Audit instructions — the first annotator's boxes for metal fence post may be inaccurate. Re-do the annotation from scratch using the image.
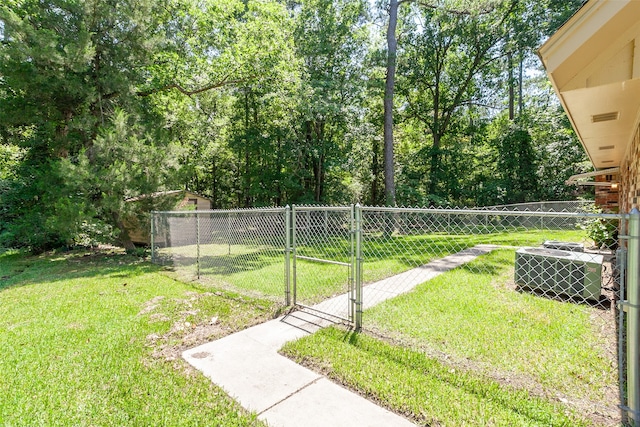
[227,213,232,255]
[150,211,156,263]
[196,212,200,280]
[324,210,329,236]
[292,205,298,306]
[354,204,363,331]
[285,205,291,306]
[349,205,355,321]
[619,212,628,425]
[628,208,640,424]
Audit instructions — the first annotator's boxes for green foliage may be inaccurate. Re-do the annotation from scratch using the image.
[492,120,539,204]
[75,109,180,248]
[578,205,619,249]
[527,102,593,202]
[0,158,94,252]
[0,0,173,250]
[583,219,618,249]
[0,0,590,250]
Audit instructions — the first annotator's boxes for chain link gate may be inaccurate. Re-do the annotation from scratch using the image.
[290,205,360,326]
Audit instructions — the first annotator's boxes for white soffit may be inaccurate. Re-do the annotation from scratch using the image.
[561,79,640,169]
[538,0,640,170]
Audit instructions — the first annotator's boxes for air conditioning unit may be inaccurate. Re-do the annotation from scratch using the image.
[514,247,603,301]
[542,240,584,252]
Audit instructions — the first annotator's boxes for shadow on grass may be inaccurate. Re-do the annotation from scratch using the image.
[360,228,576,270]
[165,249,284,277]
[454,251,515,276]
[515,285,613,310]
[336,328,582,426]
[0,250,161,293]
[159,228,585,284]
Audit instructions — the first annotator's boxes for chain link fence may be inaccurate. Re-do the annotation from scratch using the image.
[358,206,622,425]
[481,200,595,212]
[359,206,619,307]
[152,208,288,301]
[152,203,635,425]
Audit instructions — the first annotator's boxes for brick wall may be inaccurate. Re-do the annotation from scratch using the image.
[620,124,640,214]
[595,174,619,212]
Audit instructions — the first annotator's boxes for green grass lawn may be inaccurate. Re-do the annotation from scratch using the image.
[281,248,618,426]
[0,249,279,426]
[158,228,589,306]
[365,250,616,399]
[0,228,615,426]
[281,326,590,427]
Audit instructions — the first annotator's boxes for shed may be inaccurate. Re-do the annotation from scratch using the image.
[124,190,212,245]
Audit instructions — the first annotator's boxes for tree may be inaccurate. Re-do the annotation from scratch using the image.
[0,0,297,250]
[291,0,368,203]
[383,0,399,206]
[493,122,539,203]
[0,0,170,250]
[0,0,592,251]
[177,0,299,208]
[396,1,517,201]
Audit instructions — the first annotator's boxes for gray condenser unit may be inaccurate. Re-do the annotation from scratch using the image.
[542,240,584,252]
[514,247,603,301]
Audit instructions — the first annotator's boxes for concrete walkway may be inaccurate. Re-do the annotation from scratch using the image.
[183,245,498,427]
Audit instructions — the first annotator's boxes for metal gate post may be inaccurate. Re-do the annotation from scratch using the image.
[627,208,640,424]
[354,204,363,331]
[285,206,291,306]
[292,205,298,306]
[349,205,355,321]
[227,213,232,255]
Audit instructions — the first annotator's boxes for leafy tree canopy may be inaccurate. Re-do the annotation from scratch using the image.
[0,0,589,252]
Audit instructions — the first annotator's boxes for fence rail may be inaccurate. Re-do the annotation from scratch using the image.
[152,203,635,425]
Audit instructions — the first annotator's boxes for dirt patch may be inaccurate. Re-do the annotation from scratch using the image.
[191,352,211,359]
[138,296,165,316]
[147,321,226,364]
[139,291,279,373]
[140,293,228,367]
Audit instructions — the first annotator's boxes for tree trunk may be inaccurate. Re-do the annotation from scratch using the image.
[211,157,218,209]
[428,133,442,197]
[243,89,251,208]
[275,135,282,206]
[314,121,325,203]
[244,145,251,208]
[304,121,313,196]
[508,51,515,121]
[429,67,442,198]
[371,138,380,205]
[383,0,399,207]
[313,157,323,203]
[113,213,136,251]
[518,51,524,117]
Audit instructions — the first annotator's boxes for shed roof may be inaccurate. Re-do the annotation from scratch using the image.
[125,190,211,203]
